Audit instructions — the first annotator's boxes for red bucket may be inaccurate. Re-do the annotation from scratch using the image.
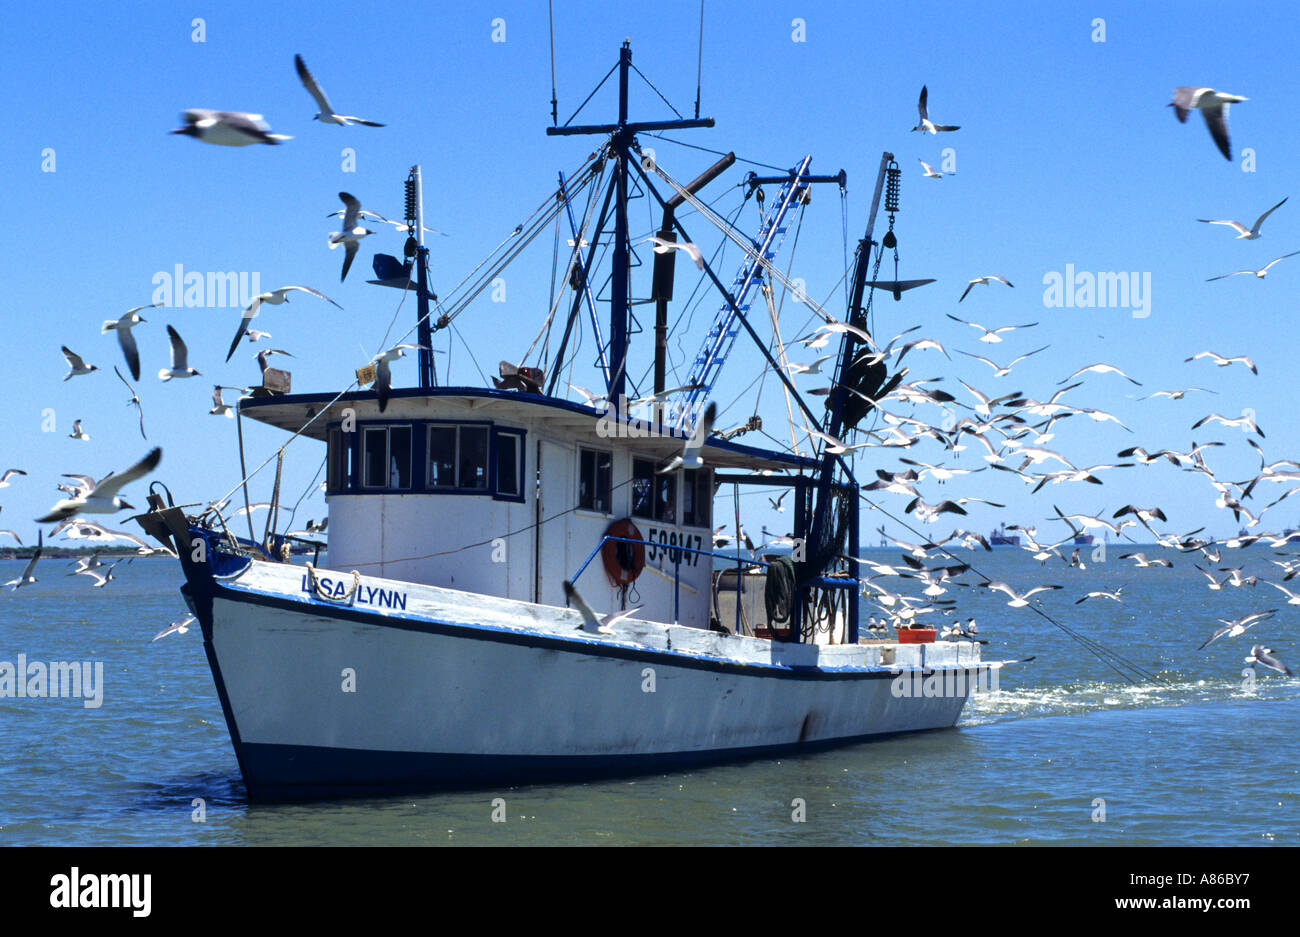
[895,627,937,644]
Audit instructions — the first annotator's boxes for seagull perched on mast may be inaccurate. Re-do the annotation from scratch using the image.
[330,192,375,282]
[370,344,429,413]
[171,109,291,146]
[1197,197,1287,239]
[36,448,161,523]
[226,286,342,361]
[1170,87,1247,161]
[294,54,385,127]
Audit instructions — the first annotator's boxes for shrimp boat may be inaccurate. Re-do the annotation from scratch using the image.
[136,42,1009,799]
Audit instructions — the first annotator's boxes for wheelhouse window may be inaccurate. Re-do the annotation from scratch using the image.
[654,469,677,523]
[631,457,655,520]
[427,424,489,490]
[362,425,412,489]
[682,468,713,527]
[328,427,354,492]
[494,429,524,500]
[579,448,612,513]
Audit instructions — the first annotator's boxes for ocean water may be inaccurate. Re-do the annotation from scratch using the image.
[0,546,1296,846]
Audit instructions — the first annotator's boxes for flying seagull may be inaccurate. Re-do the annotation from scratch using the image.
[294,54,385,127]
[0,469,27,488]
[61,346,98,380]
[68,419,89,441]
[958,276,1014,302]
[4,532,41,590]
[1245,645,1292,676]
[1197,197,1287,239]
[114,366,147,439]
[1206,251,1300,281]
[642,236,704,269]
[563,580,641,635]
[918,159,952,179]
[1170,87,1247,161]
[946,314,1037,343]
[153,615,197,642]
[1197,609,1277,650]
[912,85,960,134]
[985,581,1063,608]
[209,385,239,418]
[657,401,716,474]
[1184,351,1257,374]
[101,303,158,380]
[159,325,200,380]
[36,447,162,523]
[330,192,375,282]
[226,285,342,361]
[171,109,291,146]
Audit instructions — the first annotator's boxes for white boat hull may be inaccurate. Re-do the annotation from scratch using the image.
[184,550,996,799]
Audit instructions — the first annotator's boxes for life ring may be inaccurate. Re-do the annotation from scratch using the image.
[601,518,646,586]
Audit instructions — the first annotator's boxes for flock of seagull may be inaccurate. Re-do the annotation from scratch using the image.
[1,53,416,637]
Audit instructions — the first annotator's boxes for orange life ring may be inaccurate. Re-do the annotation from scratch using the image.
[601,518,646,586]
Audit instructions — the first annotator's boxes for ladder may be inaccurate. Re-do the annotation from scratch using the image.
[674,155,813,430]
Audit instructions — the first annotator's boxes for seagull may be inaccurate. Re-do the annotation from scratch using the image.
[209,385,239,418]
[61,346,98,380]
[0,529,21,545]
[294,54,385,127]
[787,355,834,376]
[226,286,342,361]
[1138,387,1215,401]
[4,532,41,590]
[806,427,871,455]
[642,236,704,269]
[1245,646,1292,676]
[171,109,291,146]
[1264,581,1300,606]
[78,560,123,589]
[912,85,960,134]
[1170,87,1247,161]
[1119,552,1173,569]
[1059,363,1142,386]
[35,448,162,523]
[958,276,1013,302]
[371,344,428,413]
[114,367,147,440]
[152,615,197,642]
[1184,351,1257,374]
[563,580,641,635]
[658,402,716,474]
[1197,609,1276,650]
[1197,197,1287,239]
[330,192,375,282]
[918,159,952,179]
[101,303,158,381]
[1191,412,1264,438]
[256,348,295,382]
[1206,251,1300,281]
[957,345,1047,378]
[68,419,89,441]
[158,325,200,380]
[0,469,27,488]
[985,581,1062,608]
[245,329,272,343]
[326,208,443,236]
[1076,588,1123,605]
[946,314,1037,343]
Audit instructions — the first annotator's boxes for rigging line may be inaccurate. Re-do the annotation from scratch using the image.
[216,381,361,512]
[561,61,618,128]
[858,493,1165,685]
[641,132,789,173]
[548,0,558,126]
[628,61,683,119]
[449,322,489,386]
[279,453,327,540]
[694,0,704,119]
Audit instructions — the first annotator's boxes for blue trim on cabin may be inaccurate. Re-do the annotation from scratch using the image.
[240,386,819,470]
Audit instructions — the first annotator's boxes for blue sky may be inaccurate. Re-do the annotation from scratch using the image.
[3,1,1300,549]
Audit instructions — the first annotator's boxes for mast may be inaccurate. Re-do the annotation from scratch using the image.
[407,165,435,388]
[546,40,713,402]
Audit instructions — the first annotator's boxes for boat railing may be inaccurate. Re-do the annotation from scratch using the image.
[569,535,773,631]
